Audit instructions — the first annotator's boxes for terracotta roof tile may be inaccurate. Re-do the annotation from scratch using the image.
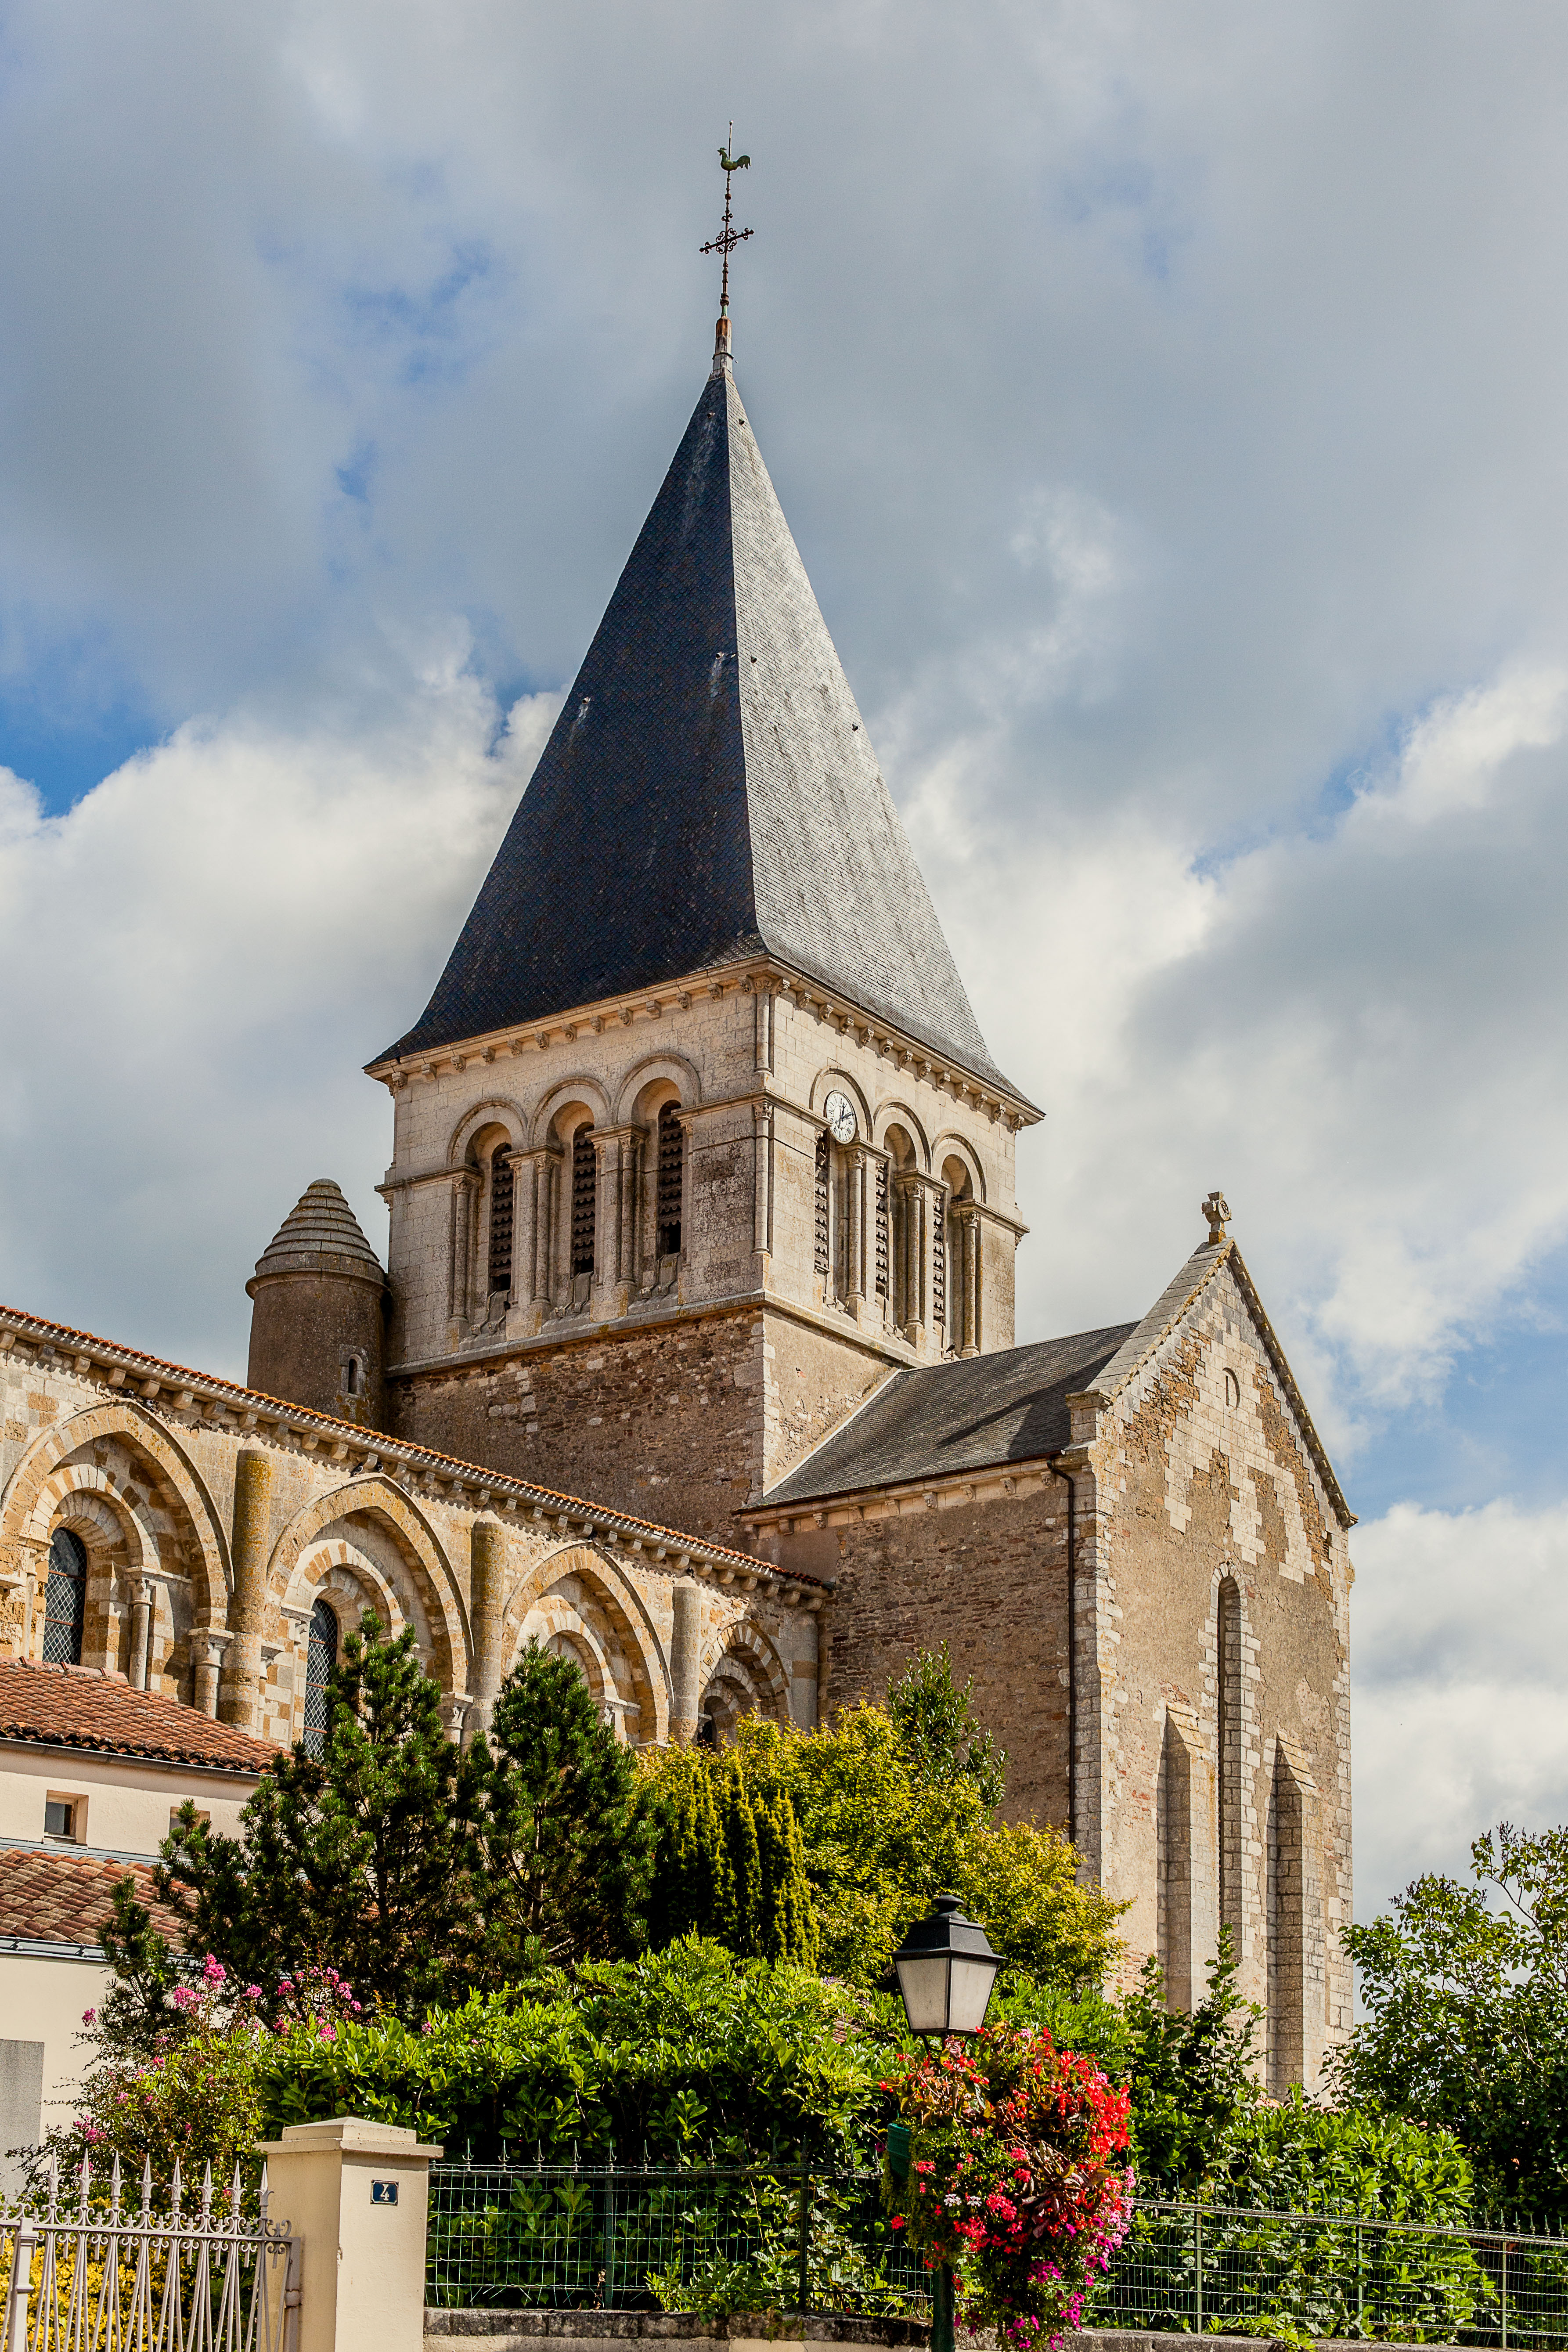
[0,1661,278,1774]
[0,1846,184,1950]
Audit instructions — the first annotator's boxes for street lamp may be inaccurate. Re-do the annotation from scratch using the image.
[890,1891,1003,2037]
[887,1896,1003,2352]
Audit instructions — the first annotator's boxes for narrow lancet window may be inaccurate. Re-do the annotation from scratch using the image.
[304,1598,338,1756]
[488,1146,515,1297]
[1218,1575,1244,1945]
[42,1529,87,1667]
[656,1102,683,1258]
[570,1125,597,1277]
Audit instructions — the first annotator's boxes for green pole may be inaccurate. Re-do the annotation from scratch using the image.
[797,2157,810,2317]
[1195,2204,1204,2337]
[932,2259,955,2352]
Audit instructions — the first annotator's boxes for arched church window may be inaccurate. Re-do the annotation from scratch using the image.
[487,1145,515,1298]
[570,1126,597,1277]
[42,1528,87,1666]
[656,1103,683,1258]
[1218,1576,1243,1943]
[303,1598,339,1757]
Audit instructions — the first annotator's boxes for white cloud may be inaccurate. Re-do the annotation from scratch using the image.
[1351,1498,1568,1914]
[0,650,557,1373]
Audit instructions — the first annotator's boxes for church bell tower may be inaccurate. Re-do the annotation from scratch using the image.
[365,300,1039,1539]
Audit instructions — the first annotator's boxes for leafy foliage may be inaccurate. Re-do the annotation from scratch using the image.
[645,1750,818,1965]
[646,1700,1121,1992]
[1336,1821,1568,2217]
[1120,1930,1262,2195]
[885,1641,1007,1812]
[259,1940,883,2164]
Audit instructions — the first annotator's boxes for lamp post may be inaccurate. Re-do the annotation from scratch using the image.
[887,1895,1003,2352]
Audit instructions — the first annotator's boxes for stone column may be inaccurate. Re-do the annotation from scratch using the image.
[469,1518,506,1734]
[503,1151,527,1309]
[670,1580,702,1743]
[846,1147,869,1318]
[591,1127,642,1314]
[128,1578,154,1692]
[194,1631,229,1719]
[752,1102,774,1269]
[220,1448,270,1732]
[955,1203,982,1357]
[446,1169,479,1340]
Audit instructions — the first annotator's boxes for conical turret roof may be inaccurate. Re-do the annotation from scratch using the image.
[247,1180,385,1295]
[379,354,1013,1092]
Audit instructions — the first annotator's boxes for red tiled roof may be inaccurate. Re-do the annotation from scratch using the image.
[0,1660,278,1774]
[0,1846,184,1950]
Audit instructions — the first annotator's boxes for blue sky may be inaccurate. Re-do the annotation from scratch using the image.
[2,0,1568,1921]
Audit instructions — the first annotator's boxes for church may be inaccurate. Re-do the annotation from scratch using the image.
[0,300,1353,2093]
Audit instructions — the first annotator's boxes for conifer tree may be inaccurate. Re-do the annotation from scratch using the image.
[754,1785,818,1967]
[157,1612,489,2017]
[475,1641,657,1964]
[645,1755,732,1947]
[720,1757,762,1949]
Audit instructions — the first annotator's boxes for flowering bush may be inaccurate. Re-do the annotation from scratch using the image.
[883,2023,1133,2350]
[40,1955,364,2195]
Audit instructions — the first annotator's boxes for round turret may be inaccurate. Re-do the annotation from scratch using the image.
[245,1179,387,1426]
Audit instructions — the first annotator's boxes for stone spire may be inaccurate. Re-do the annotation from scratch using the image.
[381,359,1012,1092]
[245,1181,386,1426]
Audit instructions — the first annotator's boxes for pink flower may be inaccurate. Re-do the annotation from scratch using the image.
[82,2008,97,2025]
[319,2024,337,2042]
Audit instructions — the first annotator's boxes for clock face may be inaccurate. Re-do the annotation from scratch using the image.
[824,1090,857,1144]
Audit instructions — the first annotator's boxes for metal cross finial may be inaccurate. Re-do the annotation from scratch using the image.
[700,126,753,327]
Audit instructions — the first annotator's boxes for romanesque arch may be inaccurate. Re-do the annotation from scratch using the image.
[930,1131,987,1204]
[874,1101,930,1170]
[530,1076,613,1148]
[614,1050,702,1126]
[0,1402,230,1627]
[697,1617,791,1739]
[266,1477,468,1692]
[500,1543,668,1744]
[447,1098,527,1166]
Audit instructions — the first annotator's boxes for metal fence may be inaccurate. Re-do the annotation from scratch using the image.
[426,2160,927,2317]
[1097,2200,1568,2345]
[2,2156,297,2352]
[426,2161,1568,2341]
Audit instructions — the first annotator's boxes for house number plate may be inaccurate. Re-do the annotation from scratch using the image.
[371,2180,398,2205]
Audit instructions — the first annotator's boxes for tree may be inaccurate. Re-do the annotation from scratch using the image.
[886,1640,1006,1812]
[645,1752,732,1948]
[476,1640,657,1964]
[1120,1928,1262,2195]
[1335,1822,1568,2216]
[94,1873,187,2059]
[645,1751,818,1966]
[640,1682,1121,1991]
[158,1613,489,2017]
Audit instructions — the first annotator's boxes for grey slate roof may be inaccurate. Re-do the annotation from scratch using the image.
[246,1180,385,1296]
[380,358,1013,1090]
[763,1324,1138,1506]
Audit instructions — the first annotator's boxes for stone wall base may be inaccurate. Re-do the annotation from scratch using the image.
[426,2313,1463,2352]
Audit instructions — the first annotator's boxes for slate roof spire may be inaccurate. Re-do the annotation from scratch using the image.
[380,350,1013,1092]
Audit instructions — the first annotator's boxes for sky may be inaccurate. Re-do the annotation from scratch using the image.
[1,0,1566,1927]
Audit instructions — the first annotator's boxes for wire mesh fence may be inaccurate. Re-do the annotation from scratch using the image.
[1093,2200,1568,2345]
[426,2161,1568,2341]
[425,2161,927,2317]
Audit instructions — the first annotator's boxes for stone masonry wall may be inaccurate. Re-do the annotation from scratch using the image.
[0,1317,821,1753]
[1075,1259,1353,2079]
[392,1302,899,1546]
[805,1489,1073,1828]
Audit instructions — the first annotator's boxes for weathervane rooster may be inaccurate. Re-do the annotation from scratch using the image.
[701,126,753,324]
